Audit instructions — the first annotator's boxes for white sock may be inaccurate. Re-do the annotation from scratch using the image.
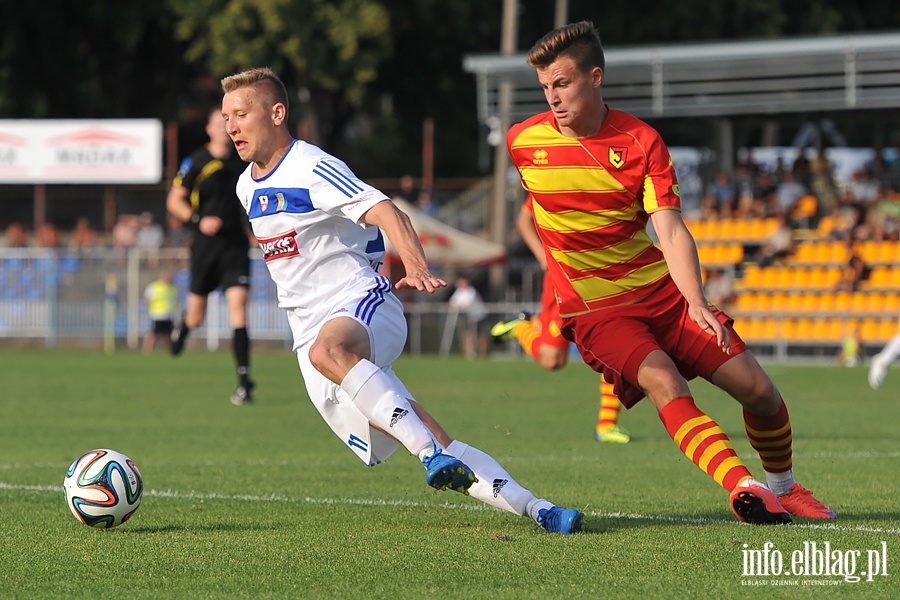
[526,498,554,522]
[341,359,436,458]
[764,469,796,496]
[446,440,535,516]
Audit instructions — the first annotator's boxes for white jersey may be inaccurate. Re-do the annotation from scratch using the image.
[235,139,391,343]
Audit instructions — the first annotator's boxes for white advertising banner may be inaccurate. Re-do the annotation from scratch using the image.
[0,119,163,184]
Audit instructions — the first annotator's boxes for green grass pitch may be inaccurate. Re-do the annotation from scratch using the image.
[0,348,897,598]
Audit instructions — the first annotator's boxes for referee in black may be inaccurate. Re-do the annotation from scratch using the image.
[166,107,255,405]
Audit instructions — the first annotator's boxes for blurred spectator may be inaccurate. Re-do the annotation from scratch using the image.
[868,187,900,241]
[848,167,879,204]
[3,222,29,247]
[416,189,439,218]
[702,171,735,218]
[833,248,868,293]
[135,212,164,252]
[35,222,60,248]
[394,174,417,203]
[448,276,488,359]
[755,213,795,267]
[142,270,179,353]
[704,268,736,312]
[112,214,138,250]
[112,214,139,264]
[836,327,862,368]
[165,213,192,249]
[809,146,838,215]
[829,188,865,243]
[69,217,98,250]
[865,146,893,190]
[774,170,807,216]
[792,149,812,189]
[733,160,760,217]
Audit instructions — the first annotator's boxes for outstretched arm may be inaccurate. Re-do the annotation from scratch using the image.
[361,200,446,293]
[652,208,730,354]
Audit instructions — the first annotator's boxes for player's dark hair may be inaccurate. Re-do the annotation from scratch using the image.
[221,67,290,116]
[526,21,605,73]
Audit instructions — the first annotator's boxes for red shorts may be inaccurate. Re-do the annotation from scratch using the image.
[539,272,569,351]
[561,276,747,408]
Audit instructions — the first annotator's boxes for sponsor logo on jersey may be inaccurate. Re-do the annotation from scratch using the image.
[257,230,299,263]
[532,148,549,165]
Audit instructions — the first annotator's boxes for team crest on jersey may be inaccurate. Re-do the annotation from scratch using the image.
[609,147,627,169]
[532,148,549,165]
[259,195,270,212]
[257,230,300,263]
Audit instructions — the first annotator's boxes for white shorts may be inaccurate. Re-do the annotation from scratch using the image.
[289,289,411,466]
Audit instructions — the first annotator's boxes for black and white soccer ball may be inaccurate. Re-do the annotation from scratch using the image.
[63,449,143,528]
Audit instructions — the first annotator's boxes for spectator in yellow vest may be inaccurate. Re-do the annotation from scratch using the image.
[143,271,179,353]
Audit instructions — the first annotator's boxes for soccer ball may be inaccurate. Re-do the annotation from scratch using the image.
[63,449,143,528]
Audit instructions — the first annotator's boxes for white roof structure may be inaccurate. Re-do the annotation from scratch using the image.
[463,31,900,125]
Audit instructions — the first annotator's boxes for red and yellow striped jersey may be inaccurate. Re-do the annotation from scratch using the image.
[507,108,681,316]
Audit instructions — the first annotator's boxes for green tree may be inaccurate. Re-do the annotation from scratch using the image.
[0,1,191,119]
[169,0,391,152]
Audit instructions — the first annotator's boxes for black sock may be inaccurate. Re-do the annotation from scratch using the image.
[234,327,251,387]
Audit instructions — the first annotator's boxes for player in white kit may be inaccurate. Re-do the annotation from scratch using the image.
[220,67,583,534]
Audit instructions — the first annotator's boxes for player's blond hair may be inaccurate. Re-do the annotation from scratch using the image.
[526,21,605,73]
[221,67,290,114]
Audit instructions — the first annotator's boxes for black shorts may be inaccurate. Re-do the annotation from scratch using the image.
[151,319,174,336]
[190,239,250,296]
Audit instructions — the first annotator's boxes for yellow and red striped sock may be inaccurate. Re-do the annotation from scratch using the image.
[596,378,621,434]
[659,396,752,492]
[513,320,542,362]
[743,400,793,474]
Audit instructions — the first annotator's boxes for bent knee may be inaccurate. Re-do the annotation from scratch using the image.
[739,378,781,414]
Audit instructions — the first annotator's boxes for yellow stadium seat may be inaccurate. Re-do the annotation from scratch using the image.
[861,318,882,343]
[760,318,778,340]
[741,265,761,288]
[817,216,835,239]
[833,292,851,312]
[739,319,761,341]
[794,318,815,341]
[857,240,879,264]
[866,267,891,291]
[793,243,816,265]
[747,219,766,241]
[799,292,818,313]
[827,241,850,265]
[809,242,831,265]
[791,268,811,289]
[823,319,844,343]
[875,241,897,264]
[850,293,868,315]
[769,292,789,314]
[719,219,737,240]
[817,293,835,313]
[867,293,887,315]
[688,220,708,241]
